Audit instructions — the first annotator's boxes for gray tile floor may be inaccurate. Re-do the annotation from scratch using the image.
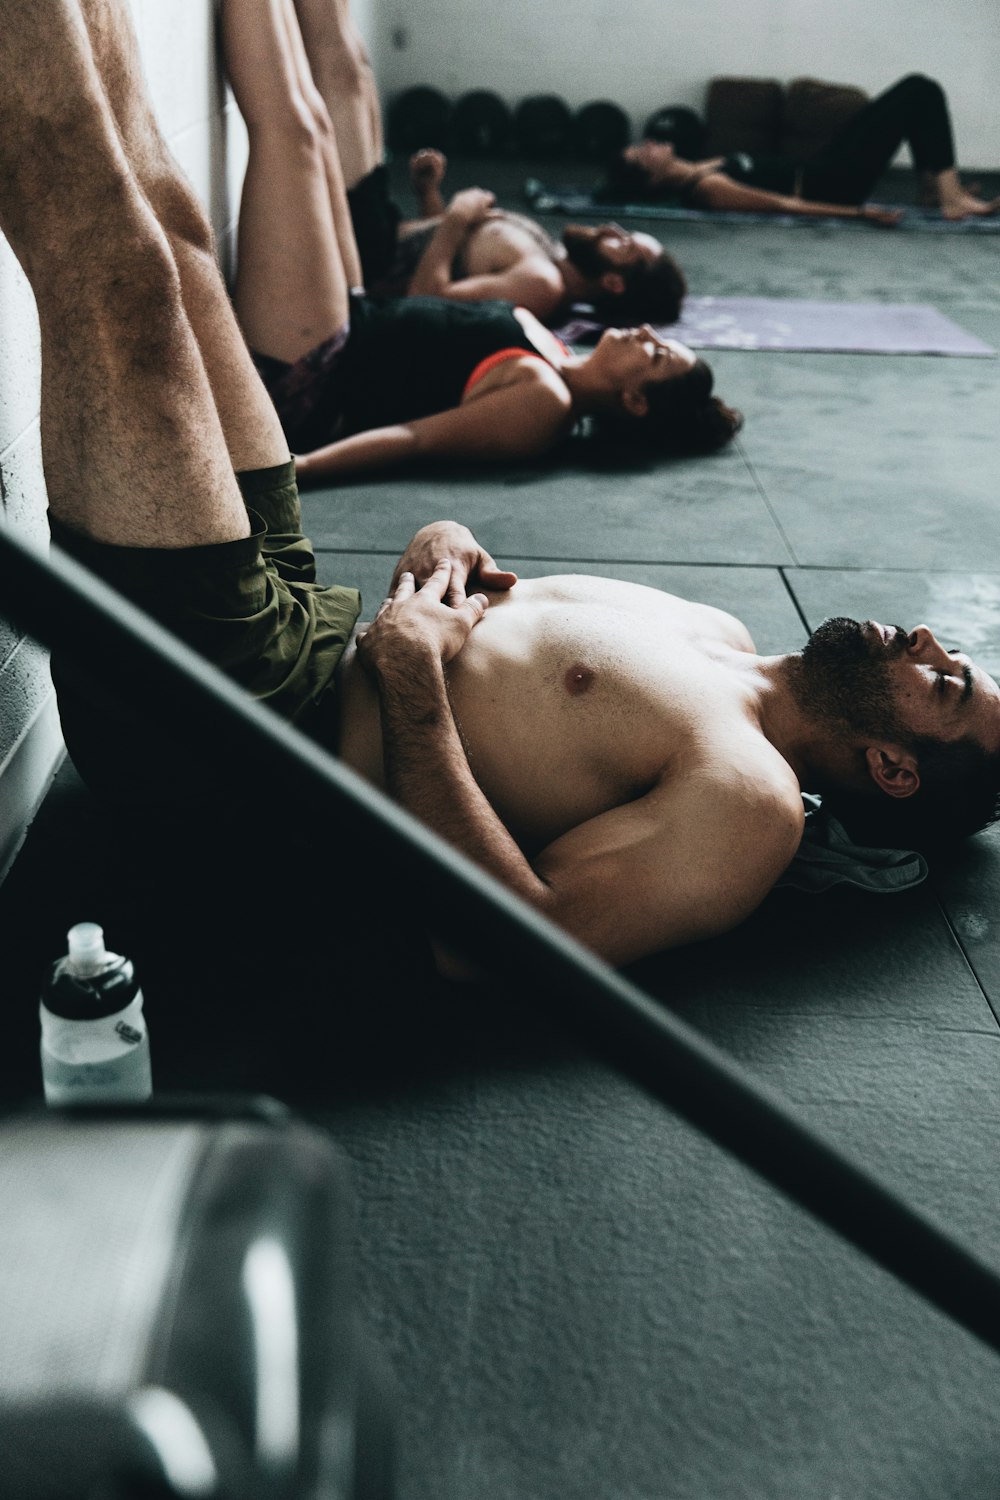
[303,159,1000,1499]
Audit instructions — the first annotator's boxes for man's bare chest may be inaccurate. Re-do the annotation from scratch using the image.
[460,213,560,274]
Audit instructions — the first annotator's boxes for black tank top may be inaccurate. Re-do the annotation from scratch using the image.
[338,295,542,434]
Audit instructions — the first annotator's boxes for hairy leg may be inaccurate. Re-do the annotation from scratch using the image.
[292,0,383,188]
[76,0,287,471]
[0,0,248,548]
[222,0,353,362]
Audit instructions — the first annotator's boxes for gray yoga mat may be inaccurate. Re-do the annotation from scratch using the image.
[555,298,996,356]
[525,179,1000,233]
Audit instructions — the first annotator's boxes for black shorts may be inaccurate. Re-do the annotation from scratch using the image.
[49,461,361,815]
[347,163,403,288]
[252,324,351,454]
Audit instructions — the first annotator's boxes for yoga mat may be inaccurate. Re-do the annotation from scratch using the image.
[525,179,1000,233]
[554,298,996,357]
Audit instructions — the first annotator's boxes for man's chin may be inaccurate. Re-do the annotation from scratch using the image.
[802,616,869,667]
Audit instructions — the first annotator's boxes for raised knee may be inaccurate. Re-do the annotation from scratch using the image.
[148,169,216,259]
[322,45,371,104]
[100,222,183,336]
[252,94,328,165]
[899,72,943,99]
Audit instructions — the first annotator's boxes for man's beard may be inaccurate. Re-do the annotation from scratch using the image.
[561,226,608,278]
[796,616,910,741]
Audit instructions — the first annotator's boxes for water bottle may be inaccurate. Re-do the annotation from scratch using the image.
[39,922,152,1105]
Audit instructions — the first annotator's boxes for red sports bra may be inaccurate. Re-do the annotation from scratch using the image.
[462,335,571,399]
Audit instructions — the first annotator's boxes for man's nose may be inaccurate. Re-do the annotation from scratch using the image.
[908,624,953,664]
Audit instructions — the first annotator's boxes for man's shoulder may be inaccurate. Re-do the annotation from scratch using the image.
[700,745,804,830]
[656,745,804,869]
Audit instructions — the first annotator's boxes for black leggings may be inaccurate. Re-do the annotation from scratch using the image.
[800,74,956,205]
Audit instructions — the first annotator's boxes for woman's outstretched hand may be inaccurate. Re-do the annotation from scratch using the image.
[861,204,904,228]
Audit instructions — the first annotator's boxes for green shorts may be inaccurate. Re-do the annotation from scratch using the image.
[49,460,362,813]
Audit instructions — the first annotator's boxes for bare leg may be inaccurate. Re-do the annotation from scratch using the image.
[279,0,364,288]
[0,0,249,549]
[76,0,287,472]
[222,0,354,362]
[292,0,382,188]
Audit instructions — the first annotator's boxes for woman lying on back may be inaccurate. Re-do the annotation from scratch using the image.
[223,2,741,481]
[601,75,999,225]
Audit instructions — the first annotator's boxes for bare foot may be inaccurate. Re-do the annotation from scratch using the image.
[939,191,1000,220]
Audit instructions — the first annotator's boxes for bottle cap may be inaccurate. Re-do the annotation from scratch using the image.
[67,922,108,978]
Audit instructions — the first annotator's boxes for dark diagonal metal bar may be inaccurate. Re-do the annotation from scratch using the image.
[3,518,1000,1352]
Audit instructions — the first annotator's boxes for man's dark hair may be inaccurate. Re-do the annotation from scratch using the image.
[595,152,659,205]
[593,250,687,325]
[592,355,743,456]
[821,735,1000,854]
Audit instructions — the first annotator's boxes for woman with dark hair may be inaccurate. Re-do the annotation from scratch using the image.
[602,75,998,224]
[288,308,742,480]
[223,0,740,483]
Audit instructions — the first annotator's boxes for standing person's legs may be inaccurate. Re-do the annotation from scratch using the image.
[292,0,383,188]
[0,0,249,549]
[75,0,288,475]
[221,0,355,363]
[804,75,999,218]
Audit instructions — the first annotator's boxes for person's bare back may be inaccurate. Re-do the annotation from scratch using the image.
[339,575,805,959]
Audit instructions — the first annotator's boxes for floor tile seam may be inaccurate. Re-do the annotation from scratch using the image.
[931,893,1000,1032]
[313,546,797,571]
[732,437,800,567]
[777,569,811,634]
[782,563,1000,576]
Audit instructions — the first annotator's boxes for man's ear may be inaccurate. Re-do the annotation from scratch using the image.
[865,745,921,800]
[599,270,626,297]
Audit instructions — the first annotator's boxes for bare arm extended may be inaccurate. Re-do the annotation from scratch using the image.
[691,173,903,226]
[294,360,573,480]
[359,565,805,966]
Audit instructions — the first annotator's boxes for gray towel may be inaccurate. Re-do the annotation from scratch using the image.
[777,795,928,894]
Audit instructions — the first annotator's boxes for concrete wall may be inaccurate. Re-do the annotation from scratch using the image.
[378,0,1000,169]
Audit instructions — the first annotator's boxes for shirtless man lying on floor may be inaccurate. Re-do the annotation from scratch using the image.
[288,0,685,326]
[376,147,687,328]
[9,0,1000,970]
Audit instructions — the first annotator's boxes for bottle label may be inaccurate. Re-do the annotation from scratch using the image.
[41,1041,152,1105]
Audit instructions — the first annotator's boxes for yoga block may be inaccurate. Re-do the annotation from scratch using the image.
[704,77,783,155]
[781,76,869,161]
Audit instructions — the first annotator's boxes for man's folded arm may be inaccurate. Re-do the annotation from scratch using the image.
[373,648,802,964]
[531,770,805,964]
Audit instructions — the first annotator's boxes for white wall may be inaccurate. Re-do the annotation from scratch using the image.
[378,0,1000,169]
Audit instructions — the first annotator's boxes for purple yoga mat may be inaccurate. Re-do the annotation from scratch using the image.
[556,298,995,356]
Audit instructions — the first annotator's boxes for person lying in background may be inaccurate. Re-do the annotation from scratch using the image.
[368,145,687,328]
[11,0,999,973]
[223,0,740,479]
[286,0,686,325]
[600,75,998,224]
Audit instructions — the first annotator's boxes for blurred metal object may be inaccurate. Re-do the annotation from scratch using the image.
[0,1096,393,1499]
